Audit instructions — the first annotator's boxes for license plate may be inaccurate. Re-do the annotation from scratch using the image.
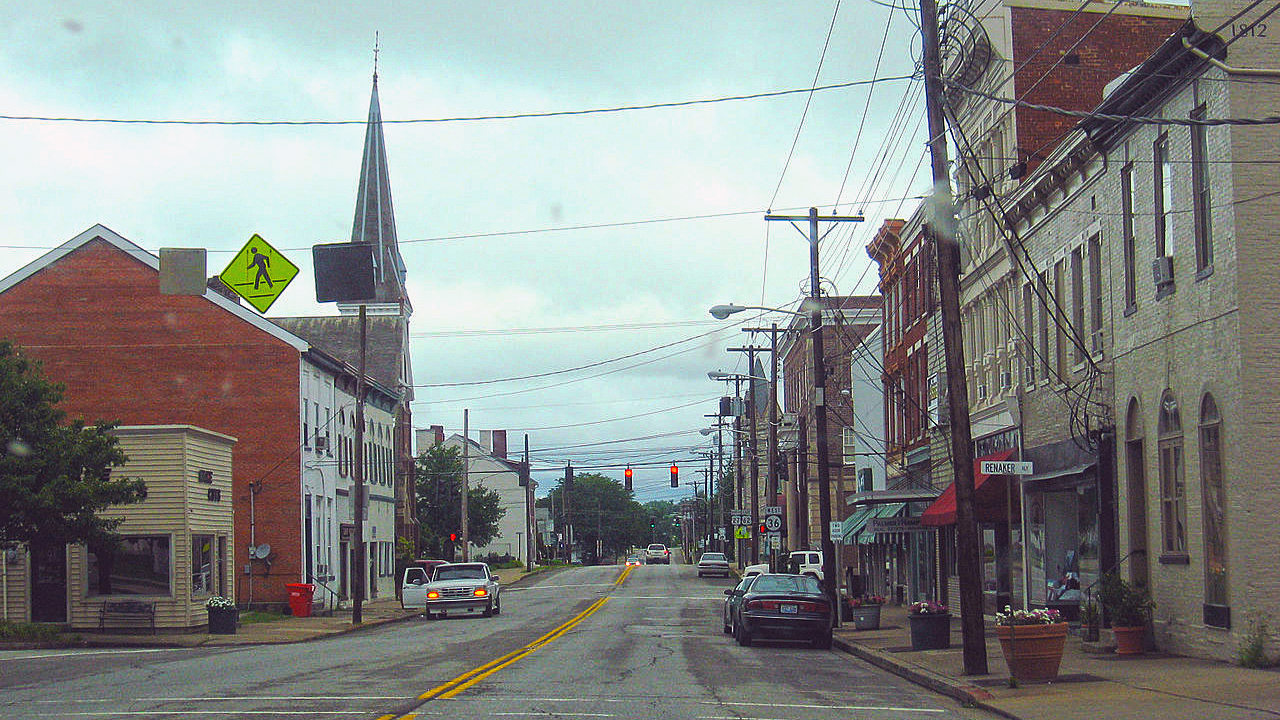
[780,603,798,614]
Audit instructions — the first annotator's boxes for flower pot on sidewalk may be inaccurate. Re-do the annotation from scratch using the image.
[207,607,238,635]
[908,612,952,650]
[997,622,1068,681]
[1113,625,1146,655]
[848,604,882,630]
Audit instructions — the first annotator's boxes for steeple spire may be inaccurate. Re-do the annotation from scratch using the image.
[347,40,409,316]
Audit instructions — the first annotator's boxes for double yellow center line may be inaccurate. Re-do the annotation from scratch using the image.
[379,566,631,719]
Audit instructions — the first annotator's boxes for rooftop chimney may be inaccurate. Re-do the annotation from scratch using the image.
[493,430,508,459]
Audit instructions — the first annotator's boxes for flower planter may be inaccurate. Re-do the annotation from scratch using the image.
[1112,625,1145,655]
[207,607,239,635]
[908,612,951,650]
[996,622,1068,681]
[848,604,882,630]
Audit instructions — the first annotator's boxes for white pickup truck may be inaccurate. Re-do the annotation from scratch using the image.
[787,550,824,582]
[401,562,501,619]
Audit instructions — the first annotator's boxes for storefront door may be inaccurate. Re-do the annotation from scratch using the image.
[29,540,66,623]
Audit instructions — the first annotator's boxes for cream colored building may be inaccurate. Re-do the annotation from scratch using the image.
[3,425,235,632]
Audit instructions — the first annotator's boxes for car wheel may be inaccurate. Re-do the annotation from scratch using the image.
[482,601,493,618]
[493,595,502,616]
[722,614,731,634]
[812,629,833,650]
[735,619,752,647]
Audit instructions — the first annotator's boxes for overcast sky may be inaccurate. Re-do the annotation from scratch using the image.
[0,1,930,503]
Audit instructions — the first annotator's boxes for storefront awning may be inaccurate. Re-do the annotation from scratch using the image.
[920,448,1016,527]
[843,502,907,544]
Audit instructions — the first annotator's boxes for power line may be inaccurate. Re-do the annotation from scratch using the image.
[0,76,914,127]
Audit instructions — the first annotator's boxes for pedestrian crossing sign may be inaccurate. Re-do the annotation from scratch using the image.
[734,525,750,539]
[218,234,299,313]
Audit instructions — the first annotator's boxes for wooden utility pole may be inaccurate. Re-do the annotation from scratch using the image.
[727,346,764,564]
[461,409,470,562]
[921,0,987,675]
[765,208,863,627]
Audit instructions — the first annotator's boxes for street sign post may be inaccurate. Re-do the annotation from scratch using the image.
[219,234,298,313]
[980,460,1034,476]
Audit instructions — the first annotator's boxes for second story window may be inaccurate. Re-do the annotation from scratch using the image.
[1121,162,1137,310]
[1191,105,1213,274]
[1154,134,1173,257]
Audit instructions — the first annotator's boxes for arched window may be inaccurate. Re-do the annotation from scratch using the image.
[1157,391,1187,557]
[1199,393,1228,623]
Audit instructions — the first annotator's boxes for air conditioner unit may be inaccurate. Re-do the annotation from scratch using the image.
[314,436,328,451]
[1091,329,1105,356]
[1152,256,1174,286]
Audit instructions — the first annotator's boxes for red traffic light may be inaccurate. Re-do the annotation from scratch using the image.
[759,524,766,534]
[449,532,458,542]
[624,467,633,491]
[669,463,679,487]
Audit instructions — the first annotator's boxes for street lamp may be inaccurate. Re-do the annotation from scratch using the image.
[709,303,811,320]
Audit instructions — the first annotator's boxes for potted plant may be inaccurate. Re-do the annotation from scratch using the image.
[995,606,1067,682]
[847,595,886,630]
[1098,573,1154,655]
[1080,598,1101,642]
[907,600,951,650]
[206,596,238,635]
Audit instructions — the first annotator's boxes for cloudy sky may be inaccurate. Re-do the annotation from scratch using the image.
[0,1,929,503]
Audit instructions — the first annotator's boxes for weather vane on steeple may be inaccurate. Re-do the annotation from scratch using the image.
[373,31,380,81]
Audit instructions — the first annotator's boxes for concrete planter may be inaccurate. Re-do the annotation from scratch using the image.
[996,622,1068,681]
[1113,625,1146,655]
[847,604,882,630]
[908,612,951,650]
[207,607,238,635]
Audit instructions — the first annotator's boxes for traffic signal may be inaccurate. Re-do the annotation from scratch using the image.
[758,523,766,535]
[650,519,656,529]
[565,464,574,490]
[449,532,458,543]
[670,463,679,487]
[624,467,633,491]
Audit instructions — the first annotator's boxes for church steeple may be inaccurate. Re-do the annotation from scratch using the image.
[346,54,410,316]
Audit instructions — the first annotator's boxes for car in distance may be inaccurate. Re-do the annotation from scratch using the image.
[697,551,730,577]
[729,573,833,649]
[742,562,769,579]
[722,574,757,633]
[412,562,501,619]
[625,555,643,567]
[644,543,671,564]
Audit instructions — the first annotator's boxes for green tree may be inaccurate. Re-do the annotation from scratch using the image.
[0,342,145,547]
[414,442,505,559]
[540,473,650,562]
[642,500,680,547]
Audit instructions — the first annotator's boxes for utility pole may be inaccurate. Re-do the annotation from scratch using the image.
[461,409,470,562]
[524,434,534,572]
[744,324,783,567]
[727,345,764,564]
[921,0,986,675]
[352,305,367,624]
[765,207,863,627]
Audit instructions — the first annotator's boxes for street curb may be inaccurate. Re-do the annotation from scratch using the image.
[831,636,1022,720]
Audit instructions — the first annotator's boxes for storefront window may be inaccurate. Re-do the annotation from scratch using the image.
[1200,394,1228,613]
[88,535,172,596]
[192,534,214,596]
[1158,391,1188,557]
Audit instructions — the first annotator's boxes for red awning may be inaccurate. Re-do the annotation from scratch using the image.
[920,449,1017,527]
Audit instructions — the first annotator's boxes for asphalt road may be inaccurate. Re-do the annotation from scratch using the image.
[0,563,998,720]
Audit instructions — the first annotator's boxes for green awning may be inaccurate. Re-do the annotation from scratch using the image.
[842,502,907,544]
[843,502,907,544]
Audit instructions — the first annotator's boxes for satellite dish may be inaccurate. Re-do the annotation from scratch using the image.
[256,543,271,559]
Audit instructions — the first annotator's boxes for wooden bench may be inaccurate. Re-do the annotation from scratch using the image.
[99,600,157,634]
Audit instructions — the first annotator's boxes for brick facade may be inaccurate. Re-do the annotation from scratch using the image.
[0,233,306,606]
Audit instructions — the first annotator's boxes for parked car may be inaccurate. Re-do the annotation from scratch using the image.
[403,562,501,619]
[742,563,769,579]
[722,574,758,633]
[644,543,670,564]
[786,550,824,581]
[697,552,730,577]
[729,573,832,649]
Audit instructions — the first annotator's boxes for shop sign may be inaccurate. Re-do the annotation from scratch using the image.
[869,516,928,533]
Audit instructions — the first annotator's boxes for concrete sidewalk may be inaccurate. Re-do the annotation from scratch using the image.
[832,604,1280,720]
[41,565,546,649]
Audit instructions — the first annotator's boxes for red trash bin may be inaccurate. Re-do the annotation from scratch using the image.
[286,583,315,617]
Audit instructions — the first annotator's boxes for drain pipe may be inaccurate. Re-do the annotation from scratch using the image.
[1182,37,1280,76]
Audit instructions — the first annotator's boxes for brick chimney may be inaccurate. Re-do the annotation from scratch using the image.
[492,430,507,459]
[431,424,444,445]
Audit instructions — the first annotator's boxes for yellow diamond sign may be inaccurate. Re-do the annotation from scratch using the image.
[219,234,299,313]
